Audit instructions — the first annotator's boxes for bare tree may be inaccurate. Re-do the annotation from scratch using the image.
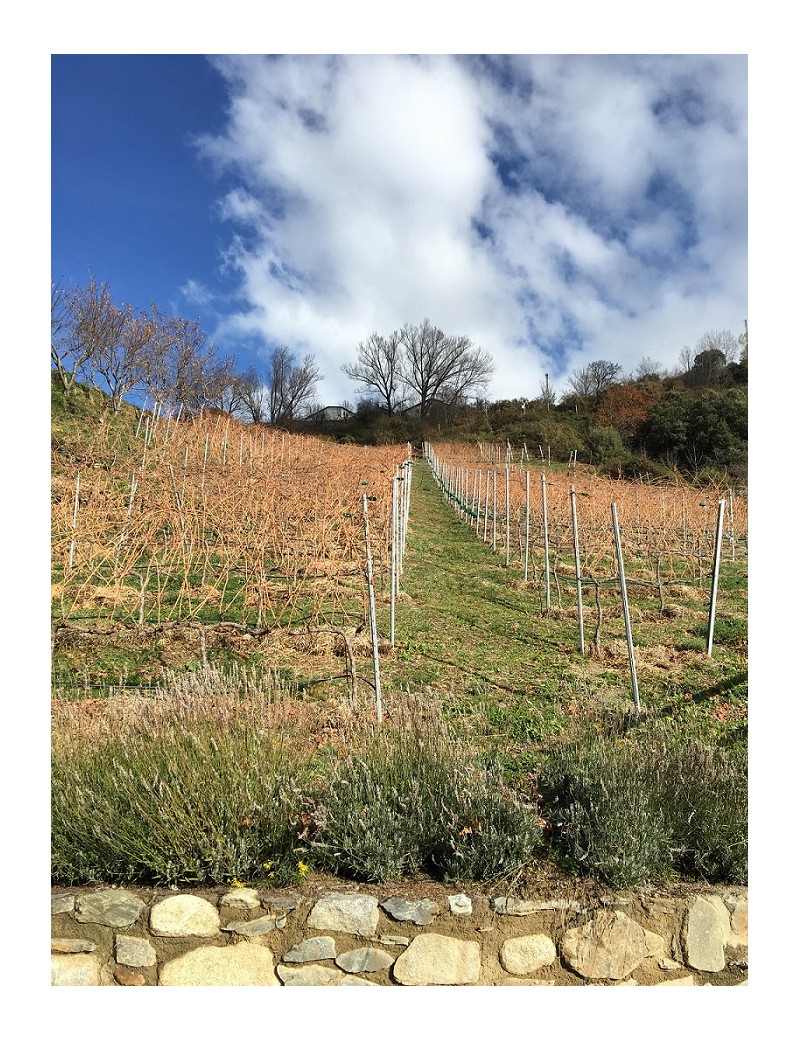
[236,366,269,424]
[343,320,494,418]
[67,278,155,412]
[678,345,695,373]
[398,319,493,417]
[267,346,322,423]
[567,359,622,400]
[342,331,404,413]
[695,328,740,364]
[51,279,95,393]
[634,356,664,381]
[141,311,229,413]
[202,356,241,414]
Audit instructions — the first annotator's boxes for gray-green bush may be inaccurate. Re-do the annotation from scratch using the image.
[307,706,543,882]
[538,718,747,888]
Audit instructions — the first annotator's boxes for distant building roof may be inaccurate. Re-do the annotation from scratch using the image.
[305,405,355,421]
[400,398,449,418]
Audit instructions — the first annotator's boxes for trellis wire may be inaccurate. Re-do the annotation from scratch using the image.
[524,471,531,582]
[423,446,746,676]
[400,459,412,569]
[390,472,398,647]
[505,466,511,567]
[483,469,490,543]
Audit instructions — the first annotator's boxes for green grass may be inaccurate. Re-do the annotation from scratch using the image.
[376,464,747,760]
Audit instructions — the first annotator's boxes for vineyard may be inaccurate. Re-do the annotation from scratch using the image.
[425,442,746,666]
[52,383,747,750]
[52,410,410,631]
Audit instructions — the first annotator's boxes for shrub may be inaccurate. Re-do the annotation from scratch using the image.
[657,738,748,884]
[539,730,674,888]
[52,687,305,886]
[538,717,747,888]
[306,697,543,883]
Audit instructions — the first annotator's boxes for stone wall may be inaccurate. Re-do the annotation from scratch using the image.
[51,880,748,986]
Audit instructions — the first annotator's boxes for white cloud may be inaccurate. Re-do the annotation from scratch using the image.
[193,53,747,404]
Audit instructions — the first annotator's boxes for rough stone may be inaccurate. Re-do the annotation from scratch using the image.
[683,895,728,972]
[491,896,581,916]
[727,897,748,948]
[220,887,262,911]
[499,935,557,976]
[160,944,279,986]
[448,894,473,916]
[306,893,379,937]
[75,889,145,927]
[283,936,337,963]
[150,894,221,937]
[561,910,647,980]
[51,893,75,915]
[708,895,732,943]
[491,896,538,916]
[115,935,157,968]
[380,896,440,926]
[51,938,96,954]
[114,966,145,986]
[47,881,748,987]
[51,954,101,986]
[261,892,301,914]
[222,913,287,936]
[643,897,678,918]
[335,947,395,973]
[392,934,481,986]
[643,928,668,960]
[276,963,345,986]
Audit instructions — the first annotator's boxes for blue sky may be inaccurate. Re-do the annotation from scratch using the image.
[52,53,747,407]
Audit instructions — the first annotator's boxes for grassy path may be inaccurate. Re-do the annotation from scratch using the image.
[379,459,583,748]
[377,458,748,759]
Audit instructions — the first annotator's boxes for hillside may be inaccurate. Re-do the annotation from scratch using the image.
[51,375,747,895]
[51,375,747,750]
